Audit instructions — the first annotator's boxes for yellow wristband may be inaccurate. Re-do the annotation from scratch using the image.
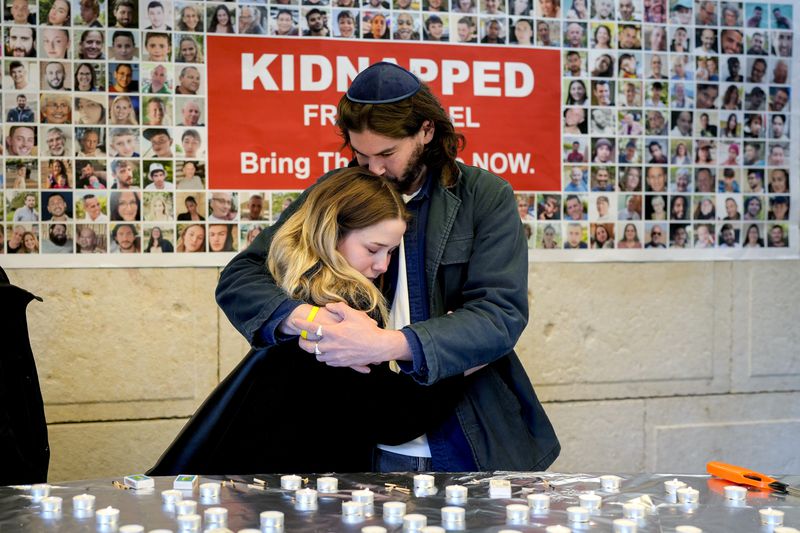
[300,305,320,339]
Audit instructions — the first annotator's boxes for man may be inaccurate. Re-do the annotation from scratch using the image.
[179,100,203,126]
[76,226,102,253]
[112,0,135,27]
[648,55,665,79]
[670,0,690,24]
[7,26,36,57]
[564,223,587,249]
[6,225,27,254]
[769,88,788,112]
[564,167,587,192]
[45,193,71,221]
[696,0,715,25]
[145,1,171,30]
[720,29,743,54]
[725,57,742,82]
[6,94,34,122]
[144,128,173,158]
[671,111,692,136]
[774,32,792,57]
[13,193,39,222]
[239,5,265,34]
[535,21,552,46]
[770,114,788,141]
[595,196,611,221]
[746,170,764,193]
[564,22,583,48]
[745,86,766,111]
[43,61,67,90]
[111,159,136,188]
[618,0,636,21]
[671,83,692,108]
[714,224,737,248]
[769,169,788,194]
[303,9,329,36]
[746,5,762,27]
[593,0,613,19]
[8,0,36,24]
[8,60,31,90]
[645,224,666,248]
[695,168,714,193]
[111,224,139,252]
[41,224,73,253]
[144,64,170,94]
[696,84,718,109]
[767,144,786,167]
[76,128,105,157]
[646,141,667,164]
[697,28,716,54]
[110,31,136,61]
[742,142,762,166]
[75,161,101,188]
[176,66,200,95]
[82,194,108,222]
[618,141,638,164]
[564,50,582,77]
[44,127,68,156]
[647,81,665,107]
[646,165,666,192]
[110,128,140,157]
[455,17,476,43]
[241,194,265,221]
[718,168,739,193]
[646,110,667,136]
[621,83,640,108]
[181,129,202,158]
[769,197,788,222]
[565,142,583,163]
[618,24,638,49]
[747,32,767,55]
[592,80,612,106]
[593,138,613,164]
[6,125,35,156]
[208,192,235,222]
[772,7,790,29]
[42,28,70,59]
[144,162,172,190]
[216,62,559,472]
[592,167,614,192]
[144,32,170,62]
[768,225,787,248]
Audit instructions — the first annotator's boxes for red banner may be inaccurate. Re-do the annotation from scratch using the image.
[207,37,560,190]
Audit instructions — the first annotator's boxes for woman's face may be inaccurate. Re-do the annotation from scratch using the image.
[338,15,355,37]
[183,7,199,29]
[81,31,103,59]
[117,191,138,220]
[277,12,293,32]
[626,169,640,189]
[675,227,687,244]
[650,27,664,48]
[153,198,166,214]
[565,107,584,126]
[371,14,386,37]
[79,99,103,123]
[514,20,532,42]
[595,225,608,242]
[147,101,164,124]
[458,0,472,10]
[76,65,93,89]
[216,7,229,24]
[48,0,70,24]
[596,26,610,44]
[677,143,686,156]
[183,163,196,178]
[728,114,737,128]
[183,225,204,252]
[24,234,36,250]
[725,199,736,217]
[673,197,685,217]
[113,98,132,121]
[569,81,586,101]
[115,66,133,88]
[652,197,665,213]
[51,160,62,173]
[700,199,713,215]
[247,227,261,245]
[186,199,198,212]
[337,217,405,280]
[747,226,759,243]
[152,227,161,239]
[208,224,228,251]
[543,228,555,246]
[180,40,198,61]
[624,224,636,240]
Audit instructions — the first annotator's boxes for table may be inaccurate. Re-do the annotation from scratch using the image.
[2,472,799,531]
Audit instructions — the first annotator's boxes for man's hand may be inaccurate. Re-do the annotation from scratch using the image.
[278,303,341,337]
[293,302,412,373]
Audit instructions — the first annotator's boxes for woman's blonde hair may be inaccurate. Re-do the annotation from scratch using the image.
[268,167,408,323]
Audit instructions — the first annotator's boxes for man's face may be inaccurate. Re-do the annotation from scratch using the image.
[721,228,734,246]
[594,83,610,105]
[747,198,761,216]
[9,27,34,56]
[457,22,471,41]
[16,95,27,108]
[151,170,166,185]
[10,127,35,155]
[744,144,757,163]
[80,163,93,178]
[747,172,762,191]
[211,194,232,217]
[597,198,608,216]
[47,195,66,217]
[570,169,582,183]
[49,224,68,245]
[596,170,609,188]
[566,198,583,220]
[148,5,165,27]
[592,109,608,126]
[619,0,633,19]
[43,28,69,58]
[46,130,65,155]
[674,6,690,24]
[769,147,785,165]
[649,143,663,160]
[772,90,788,111]
[725,199,737,218]
[771,171,788,193]
[115,163,133,186]
[150,133,172,156]
[750,61,765,83]
[115,225,135,250]
[750,33,764,51]
[112,36,135,60]
[208,225,228,251]
[770,227,784,246]
[647,167,666,191]
[697,87,718,108]
[81,132,99,153]
[677,112,691,134]
[182,135,200,156]
[567,225,581,246]
[728,58,740,77]
[701,29,714,50]
[349,127,433,194]
[10,0,30,23]
[567,53,581,74]
[777,32,792,56]
[78,228,97,249]
[182,102,200,125]
[45,62,65,89]
[648,111,664,131]
[537,22,549,43]
[620,27,636,48]
[428,21,443,39]
[596,0,611,17]
[24,195,36,208]
[80,31,103,59]
[10,66,26,87]
[676,172,689,191]
[114,4,133,25]
[695,170,711,192]
[307,12,324,31]
[180,68,200,93]
[112,134,137,157]
[596,144,611,162]
[248,197,263,218]
[651,225,663,244]
[722,30,742,54]
[566,23,582,46]
[146,36,169,61]
[485,0,498,12]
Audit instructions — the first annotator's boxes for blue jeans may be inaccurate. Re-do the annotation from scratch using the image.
[372,448,433,472]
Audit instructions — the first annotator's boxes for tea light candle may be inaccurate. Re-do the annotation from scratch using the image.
[677,487,699,504]
[724,485,747,501]
[96,507,120,525]
[613,518,637,533]
[260,510,284,529]
[664,479,686,494]
[176,513,201,531]
[623,502,646,520]
[175,500,198,516]
[675,526,702,533]
[774,528,800,533]
[445,485,467,503]
[280,475,302,490]
[30,484,50,501]
[600,475,622,492]
[527,493,550,512]
[342,501,365,518]
[506,504,529,523]
[295,488,318,511]
[441,506,465,524]
[420,527,445,533]
[118,525,144,533]
[352,489,374,505]
[73,494,95,511]
[317,477,338,494]
[41,496,62,513]
[579,492,602,510]
[567,506,589,523]
[414,475,436,496]
[759,508,784,527]
[204,507,228,525]
[402,513,427,531]
[383,501,407,521]
[161,489,183,505]
[545,527,571,533]
[199,483,221,499]
[362,527,387,533]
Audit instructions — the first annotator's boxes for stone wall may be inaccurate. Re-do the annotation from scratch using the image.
[6,261,799,482]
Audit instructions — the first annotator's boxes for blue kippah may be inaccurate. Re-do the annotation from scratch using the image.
[346,62,421,104]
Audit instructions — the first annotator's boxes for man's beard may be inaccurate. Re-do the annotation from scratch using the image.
[388,142,426,194]
[51,233,68,246]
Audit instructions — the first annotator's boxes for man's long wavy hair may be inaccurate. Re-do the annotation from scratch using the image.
[268,167,409,324]
[336,81,466,187]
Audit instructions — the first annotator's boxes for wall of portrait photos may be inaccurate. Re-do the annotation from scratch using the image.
[0,0,796,264]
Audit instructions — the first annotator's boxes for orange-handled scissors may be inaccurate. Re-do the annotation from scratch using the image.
[707,461,800,497]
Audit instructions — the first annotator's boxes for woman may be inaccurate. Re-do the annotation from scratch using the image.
[75,97,105,124]
[146,195,170,220]
[670,225,689,248]
[591,224,614,248]
[566,0,586,18]
[722,143,739,166]
[670,195,688,220]
[246,226,262,246]
[110,63,137,93]
[537,0,560,17]
[695,143,713,164]
[177,4,202,31]
[511,19,533,45]
[565,80,587,105]
[743,224,763,247]
[722,85,740,110]
[563,107,586,134]
[145,227,174,253]
[452,0,476,13]
[745,114,763,138]
[648,25,666,51]
[74,63,98,92]
[336,11,357,38]
[694,198,715,220]
[671,142,690,164]
[46,159,70,188]
[177,36,202,62]
[150,168,463,475]
[620,167,641,192]
[176,223,205,252]
[46,0,70,25]
[648,195,667,220]
[79,0,102,26]
[208,224,235,252]
[593,24,611,48]
[22,232,39,253]
[177,195,205,220]
[145,97,168,125]
[722,113,738,137]
[617,223,641,248]
[78,30,104,60]
[591,54,613,78]
[111,190,141,221]
[364,13,389,38]
[208,4,234,32]
[110,95,138,125]
[13,166,29,189]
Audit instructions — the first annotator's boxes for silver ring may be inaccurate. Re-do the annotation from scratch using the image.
[314,342,322,356]
[315,325,323,338]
